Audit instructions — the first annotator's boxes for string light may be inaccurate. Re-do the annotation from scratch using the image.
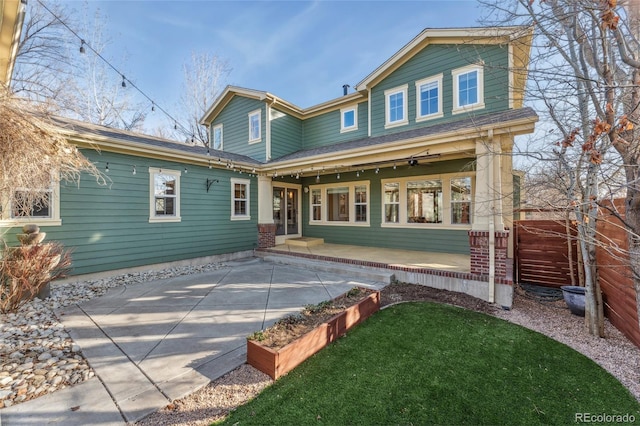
[132,165,136,175]
[375,167,379,174]
[184,167,188,174]
[316,171,320,183]
[337,172,340,179]
[105,162,110,173]
[356,171,359,177]
[34,0,204,144]
[151,102,155,112]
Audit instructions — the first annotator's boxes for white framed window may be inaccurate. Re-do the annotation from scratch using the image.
[383,182,400,224]
[309,182,370,226]
[248,109,261,143]
[212,124,223,150]
[0,183,62,227]
[149,167,181,223]
[384,84,408,128]
[311,188,322,221]
[452,65,485,114]
[340,105,358,133]
[231,178,251,220]
[381,173,474,229]
[450,177,472,224]
[415,74,443,121]
[407,180,443,224]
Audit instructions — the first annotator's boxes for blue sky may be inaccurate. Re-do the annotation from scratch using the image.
[63,0,484,130]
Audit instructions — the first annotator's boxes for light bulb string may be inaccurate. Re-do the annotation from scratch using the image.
[34,0,202,144]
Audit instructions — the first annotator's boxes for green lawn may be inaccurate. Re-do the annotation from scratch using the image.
[221,302,640,425]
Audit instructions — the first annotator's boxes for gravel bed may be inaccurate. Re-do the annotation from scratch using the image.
[0,263,224,409]
[2,265,639,421]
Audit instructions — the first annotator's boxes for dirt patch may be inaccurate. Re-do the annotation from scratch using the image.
[381,281,499,315]
[248,287,376,350]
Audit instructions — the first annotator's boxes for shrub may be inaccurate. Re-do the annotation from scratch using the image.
[0,241,71,313]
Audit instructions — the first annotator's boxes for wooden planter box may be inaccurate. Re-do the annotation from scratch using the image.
[247,290,380,379]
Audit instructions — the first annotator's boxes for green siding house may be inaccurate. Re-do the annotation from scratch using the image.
[1,26,537,306]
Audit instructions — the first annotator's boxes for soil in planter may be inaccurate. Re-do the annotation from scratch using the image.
[248,287,375,350]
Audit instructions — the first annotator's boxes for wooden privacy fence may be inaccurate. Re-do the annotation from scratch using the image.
[515,199,640,348]
[514,220,579,288]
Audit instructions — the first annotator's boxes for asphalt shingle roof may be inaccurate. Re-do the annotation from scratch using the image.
[50,116,262,165]
[269,107,537,163]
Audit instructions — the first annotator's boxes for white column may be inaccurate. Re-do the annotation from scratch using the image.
[257,174,274,224]
[472,134,504,232]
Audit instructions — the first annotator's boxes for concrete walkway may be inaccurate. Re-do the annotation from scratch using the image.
[0,257,388,425]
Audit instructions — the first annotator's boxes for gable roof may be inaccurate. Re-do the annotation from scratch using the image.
[200,84,365,125]
[355,26,533,93]
[200,26,533,125]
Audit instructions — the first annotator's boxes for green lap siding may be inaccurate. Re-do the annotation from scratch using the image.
[371,44,510,137]
[212,96,266,161]
[300,159,473,254]
[302,101,368,150]
[270,108,303,159]
[0,150,258,276]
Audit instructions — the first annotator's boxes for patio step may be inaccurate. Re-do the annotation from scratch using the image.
[259,253,394,284]
[284,237,325,247]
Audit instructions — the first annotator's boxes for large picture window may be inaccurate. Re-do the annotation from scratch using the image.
[309,182,369,226]
[407,180,442,224]
[381,174,473,228]
[149,167,181,223]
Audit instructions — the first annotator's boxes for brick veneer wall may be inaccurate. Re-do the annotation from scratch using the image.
[468,230,509,279]
[257,224,277,248]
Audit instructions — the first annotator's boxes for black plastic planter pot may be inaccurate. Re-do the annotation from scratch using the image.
[560,286,586,317]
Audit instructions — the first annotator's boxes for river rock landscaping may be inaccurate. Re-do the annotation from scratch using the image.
[0,263,224,408]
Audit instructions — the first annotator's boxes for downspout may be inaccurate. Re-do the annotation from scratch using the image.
[488,129,496,303]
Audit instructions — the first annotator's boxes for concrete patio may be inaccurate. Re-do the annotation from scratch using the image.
[0,257,389,425]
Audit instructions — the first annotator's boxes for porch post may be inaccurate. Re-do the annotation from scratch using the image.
[470,135,509,284]
[257,175,276,248]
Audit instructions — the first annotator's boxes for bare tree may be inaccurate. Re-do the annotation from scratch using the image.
[0,86,103,218]
[11,0,76,108]
[171,51,231,145]
[480,0,640,337]
[12,1,146,130]
[64,6,146,131]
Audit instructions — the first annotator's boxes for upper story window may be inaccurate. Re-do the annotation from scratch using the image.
[384,84,408,129]
[212,124,223,150]
[248,110,261,143]
[340,106,358,133]
[452,65,485,114]
[415,74,443,121]
[149,167,181,223]
[231,178,251,220]
[0,183,62,226]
